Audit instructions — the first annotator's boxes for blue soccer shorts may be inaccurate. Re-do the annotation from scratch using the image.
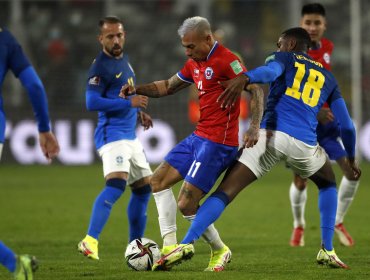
[319,136,347,161]
[165,133,238,193]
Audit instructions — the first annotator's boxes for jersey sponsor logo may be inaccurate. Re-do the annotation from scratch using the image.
[88,76,100,86]
[230,60,243,75]
[205,67,214,80]
[194,69,199,78]
[323,53,330,64]
[115,72,123,78]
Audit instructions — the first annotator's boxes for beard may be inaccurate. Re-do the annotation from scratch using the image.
[107,44,123,57]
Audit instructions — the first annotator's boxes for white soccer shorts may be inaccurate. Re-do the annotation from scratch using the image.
[0,143,3,161]
[238,129,327,179]
[98,138,152,185]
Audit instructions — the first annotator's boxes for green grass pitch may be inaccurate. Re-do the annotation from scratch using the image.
[0,162,369,279]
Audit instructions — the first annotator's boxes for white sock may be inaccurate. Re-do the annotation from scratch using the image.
[183,215,224,251]
[336,176,359,225]
[289,182,307,228]
[153,188,177,246]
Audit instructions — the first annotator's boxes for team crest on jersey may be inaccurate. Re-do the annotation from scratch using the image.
[323,53,331,64]
[88,76,100,86]
[205,67,214,80]
[194,69,199,78]
[116,156,124,165]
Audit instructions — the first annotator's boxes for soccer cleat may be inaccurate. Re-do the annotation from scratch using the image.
[161,244,178,255]
[77,235,99,260]
[289,226,304,247]
[316,248,349,269]
[152,243,194,271]
[335,223,354,247]
[14,255,38,280]
[204,245,232,272]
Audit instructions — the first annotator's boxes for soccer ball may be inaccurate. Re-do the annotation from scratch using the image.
[124,238,161,271]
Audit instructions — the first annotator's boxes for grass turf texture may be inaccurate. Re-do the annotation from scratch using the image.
[0,163,369,279]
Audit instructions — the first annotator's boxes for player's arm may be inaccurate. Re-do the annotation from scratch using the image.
[218,61,284,108]
[86,90,148,112]
[120,74,191,98]
[18,66,60,161]
[242,84,264,148]
[329,97,361,179]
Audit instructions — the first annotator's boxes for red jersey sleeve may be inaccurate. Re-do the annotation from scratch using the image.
[177,59,194,83]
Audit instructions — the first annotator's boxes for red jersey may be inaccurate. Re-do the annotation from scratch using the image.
[308,38,333,71]
[177,42,246,146]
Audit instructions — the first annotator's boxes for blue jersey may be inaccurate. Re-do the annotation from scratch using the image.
[0,28,30,142]
[86,51,139,149]
[258,52,341,145]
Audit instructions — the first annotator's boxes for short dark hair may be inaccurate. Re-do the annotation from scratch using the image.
[301,3,326,16]
[99,16,123,29]
[281,27,312,51]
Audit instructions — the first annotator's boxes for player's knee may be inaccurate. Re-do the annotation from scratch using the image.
[106,178,126,191]
[177,199,197,216]
[293,176,308,190]
[343,171,360,181]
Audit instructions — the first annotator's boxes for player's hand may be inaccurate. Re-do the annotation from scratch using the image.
[217,75,249,108]
[119,84,135,99]
[347,158,362,180]
[131,95,148,109]
[139,111,153,130]
[317,108,334,124]
[39,131,60,163]
[243,124,260,148]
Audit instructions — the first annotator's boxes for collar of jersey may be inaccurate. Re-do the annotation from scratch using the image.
[206,41,219,61]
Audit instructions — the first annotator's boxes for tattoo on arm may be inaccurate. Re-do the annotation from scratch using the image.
[135,75,190,98]
[246,84,264,127]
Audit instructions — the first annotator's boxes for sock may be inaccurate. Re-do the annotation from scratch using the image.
[318,185,337,251]
[181,192,229,244]
[87,180,126,239]
[0,242,16,273]
[127,184,151,242]
[153,188,178,246]
[336,176,359,225]
[183,215,225,250]
[289,182,307,228]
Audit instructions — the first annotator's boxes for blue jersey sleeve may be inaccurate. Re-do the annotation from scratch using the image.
[18,66,50,132]
[86,89,132,112]
[245,52,285,84]
[330,98,356,158]
[6,29,31,76]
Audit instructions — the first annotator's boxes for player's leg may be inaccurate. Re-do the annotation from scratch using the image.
[320,137,359,246]
[177,136,239,271]
[289,173,307,246]
[309,160,348,268]
[78,141,129,260]
[334,156,360,246]
[126,139,153,242]
[0,241,38,279]
[152,135,200,249]
[156,130,279,271]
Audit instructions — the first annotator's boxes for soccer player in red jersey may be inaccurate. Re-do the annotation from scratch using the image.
[289,3,360,248]
[121,16,264,271]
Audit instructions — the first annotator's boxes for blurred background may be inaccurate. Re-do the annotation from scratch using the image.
[1,0,369,165]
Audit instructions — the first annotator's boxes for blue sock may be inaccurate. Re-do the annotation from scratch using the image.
[318,185,337,251]
[181,192,229,244]
[127,185,151,242]
[87,179,126,239]
[0,241,16,273]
